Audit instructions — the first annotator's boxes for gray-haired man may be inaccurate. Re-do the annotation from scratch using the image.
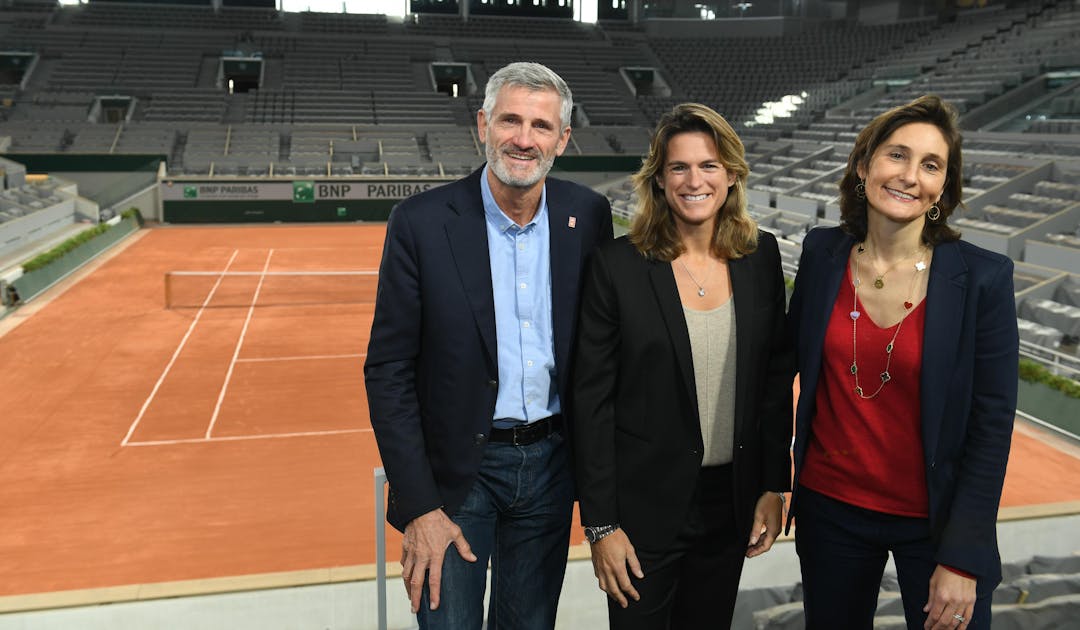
[365,62,613,629]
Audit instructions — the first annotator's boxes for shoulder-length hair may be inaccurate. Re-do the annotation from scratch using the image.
[838,94,963,245]
[629,103,757,261]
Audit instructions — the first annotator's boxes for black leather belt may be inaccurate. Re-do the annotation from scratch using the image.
[489,414,563,446]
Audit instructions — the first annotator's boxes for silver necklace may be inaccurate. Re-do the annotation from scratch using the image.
[849,244,927,399]
[677,258,710,297]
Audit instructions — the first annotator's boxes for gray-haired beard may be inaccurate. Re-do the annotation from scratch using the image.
[486,140,556,188]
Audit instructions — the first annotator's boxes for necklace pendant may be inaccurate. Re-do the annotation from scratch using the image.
[885,342,894,353]
[854,386,864,396]
[880,371,891,383]
[850,363,858,374]
[873,277,885,289]
[915,261,926,272]
[850,310,860,320]
[697,288,706,297]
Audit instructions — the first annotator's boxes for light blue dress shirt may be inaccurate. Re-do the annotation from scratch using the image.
[480,166,559,427]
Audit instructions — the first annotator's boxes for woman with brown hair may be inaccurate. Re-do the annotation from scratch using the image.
[572,103,793,629]
[787,95,1018,629]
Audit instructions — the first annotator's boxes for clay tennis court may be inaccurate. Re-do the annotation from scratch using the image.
[0,223,1077,608]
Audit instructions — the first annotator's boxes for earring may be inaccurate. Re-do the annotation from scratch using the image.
[927,204,941,221]
[855,180,866,200]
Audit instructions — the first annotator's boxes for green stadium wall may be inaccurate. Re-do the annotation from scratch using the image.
[12,215,140,302]
[159,156,641,223]
[1017,379,1080,437]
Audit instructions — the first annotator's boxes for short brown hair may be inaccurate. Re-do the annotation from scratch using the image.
[838,94,963,245]
[629,103,757,261]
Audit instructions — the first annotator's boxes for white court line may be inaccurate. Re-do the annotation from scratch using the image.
[125,427,372,447]
[236,353,366,363]
[205,249,274,439]
[121,250,240,447]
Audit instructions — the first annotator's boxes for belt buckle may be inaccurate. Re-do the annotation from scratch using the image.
[512,423,532,446]
[513,420,543,446]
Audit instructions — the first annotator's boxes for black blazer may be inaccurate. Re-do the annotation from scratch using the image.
[364,167,613,532]
[572,234,793,553]
[787,226,1018,585]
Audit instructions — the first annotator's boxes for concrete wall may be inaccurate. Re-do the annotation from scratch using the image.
[0,200,75,260]
[1,508,1076,630]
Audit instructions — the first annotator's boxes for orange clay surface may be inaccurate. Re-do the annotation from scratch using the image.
[0,224,1076,597]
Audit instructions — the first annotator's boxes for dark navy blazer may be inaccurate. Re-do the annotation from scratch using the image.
[364,167,613,532]
[787,226,1018,585]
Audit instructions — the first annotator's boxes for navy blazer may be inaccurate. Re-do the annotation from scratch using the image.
[364,167,613,532]
[787,226,1018,585]
[573,234,793,553]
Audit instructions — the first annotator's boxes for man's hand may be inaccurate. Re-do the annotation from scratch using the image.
[400,509,477,613]
[589,528,644,608]
[746,492,783,558]
[923,565,975,630]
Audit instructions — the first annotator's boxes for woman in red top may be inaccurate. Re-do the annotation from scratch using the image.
[788,95,1018,630]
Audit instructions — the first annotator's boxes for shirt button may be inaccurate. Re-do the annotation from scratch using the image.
[520,282,527,289]
[523,321,530,328]
[527,360,534,367]
[488,379,497,389]
[518,244,525,251]
[474,433,486,445]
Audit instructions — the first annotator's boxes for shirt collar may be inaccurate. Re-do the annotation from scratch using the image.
[480,164,547,234]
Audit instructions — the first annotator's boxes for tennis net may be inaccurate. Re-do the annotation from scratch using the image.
[164,270,379,309]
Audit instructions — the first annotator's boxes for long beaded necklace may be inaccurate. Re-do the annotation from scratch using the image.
[849,243,928,399]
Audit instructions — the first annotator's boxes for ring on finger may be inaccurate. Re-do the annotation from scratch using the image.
[952,613,965,623]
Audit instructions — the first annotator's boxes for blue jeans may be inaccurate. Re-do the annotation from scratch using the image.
[417,431,574,630]
[794,487,994,630]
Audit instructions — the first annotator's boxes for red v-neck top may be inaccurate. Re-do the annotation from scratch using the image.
[801,265,930,517]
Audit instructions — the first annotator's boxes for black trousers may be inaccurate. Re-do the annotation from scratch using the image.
[608,464,746,630]
[795,486,994,630]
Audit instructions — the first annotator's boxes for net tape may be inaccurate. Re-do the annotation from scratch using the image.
[165,270,379,309]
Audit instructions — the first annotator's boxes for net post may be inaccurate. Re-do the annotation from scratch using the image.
[374,467,388,630]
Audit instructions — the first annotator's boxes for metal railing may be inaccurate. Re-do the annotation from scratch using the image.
[375,467,388,630]
[1016,408,1080,444]
[1019,339,1080,379]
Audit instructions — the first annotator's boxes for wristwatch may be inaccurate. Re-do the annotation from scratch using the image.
[584,524,619,544]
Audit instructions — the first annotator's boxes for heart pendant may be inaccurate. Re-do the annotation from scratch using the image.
[850,310,861,320]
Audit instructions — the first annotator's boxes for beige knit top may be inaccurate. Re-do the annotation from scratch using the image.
[683,299,737,466]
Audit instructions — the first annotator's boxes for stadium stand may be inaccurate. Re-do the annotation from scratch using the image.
[0,0,1075,177]
[1,1,1077,275]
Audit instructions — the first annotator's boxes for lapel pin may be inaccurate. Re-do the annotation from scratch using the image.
[568,216,577,228]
